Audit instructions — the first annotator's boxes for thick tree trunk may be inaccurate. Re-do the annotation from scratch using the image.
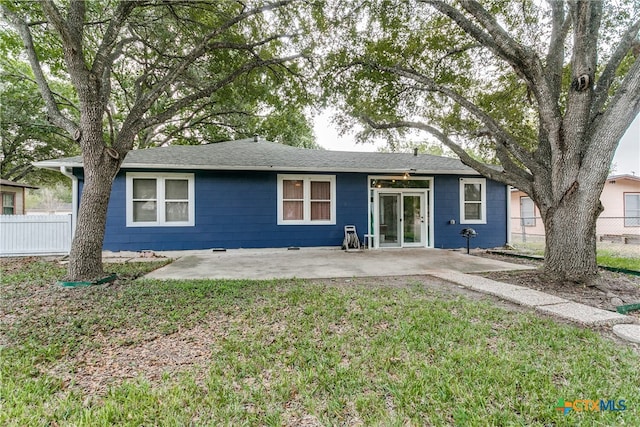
[66,132,122,281]
[67,171,112,280]
[541,190,603,284]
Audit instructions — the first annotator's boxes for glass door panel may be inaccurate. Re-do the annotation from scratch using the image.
[403,194,423,245]
[379,193,400,247]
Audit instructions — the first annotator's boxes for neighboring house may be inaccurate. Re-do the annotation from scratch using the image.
[511,174,640,241]
[0,179,38,215]
[35,138,510,252]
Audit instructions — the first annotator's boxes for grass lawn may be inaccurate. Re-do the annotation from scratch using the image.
[511,242,640,271]
[1,260,639,426]
[596,249,640,271]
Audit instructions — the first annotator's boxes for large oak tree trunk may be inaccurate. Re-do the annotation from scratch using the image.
[67,128,122,281]
[540,188,603,284]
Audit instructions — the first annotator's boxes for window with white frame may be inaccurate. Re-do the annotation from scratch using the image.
[460,178,486,224]
[277,175,335,225]
[126,173,194,226]
[2,192,15,215]
[520,196,536,227]
[624,193,640,227]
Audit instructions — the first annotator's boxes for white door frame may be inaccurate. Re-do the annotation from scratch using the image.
[368,176,433,249]
[401,192,427,248]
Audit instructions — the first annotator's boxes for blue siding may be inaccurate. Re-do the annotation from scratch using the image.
[75,169,507,251]
[432,175,507,249]
[101,170,368,251]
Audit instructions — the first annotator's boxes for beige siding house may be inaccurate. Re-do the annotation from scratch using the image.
[0,179,38,215]
[510,174,640,243]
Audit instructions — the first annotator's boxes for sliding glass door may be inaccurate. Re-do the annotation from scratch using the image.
[377,192,427,247]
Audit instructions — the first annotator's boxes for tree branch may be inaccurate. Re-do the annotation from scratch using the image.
[586,54,640,171]
[67,0,86,48]
[562,1,602,162]
[419,1,501,56]
[0,69,79,112]
[208,33,300,54]
[0,5,80,139]
[421,0,558,141]
[360,115,534,192]
[545,0,571,100]
[133,0,294,117]
[40,0,93,108]
[433,43,480,73]
[120,54,301,150]
[354,60,542,175]
[38,0,73,46]
[592,17,640,118]
[458,0,533,64]
[100,35,139,110]
[91,1,137,78]
[12,165,35,182]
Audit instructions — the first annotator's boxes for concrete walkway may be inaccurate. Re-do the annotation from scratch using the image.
[430,271,635,326]
[111,247,640,344]
[430,271,640,345]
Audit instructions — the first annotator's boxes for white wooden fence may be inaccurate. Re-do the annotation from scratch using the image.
[0,215,72,256]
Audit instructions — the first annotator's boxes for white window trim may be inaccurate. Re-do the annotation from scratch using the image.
[277,174,336,225]
[624,193,640,227]
[126,172,195,227]
[459,177,487,224]
[520,196,536,227]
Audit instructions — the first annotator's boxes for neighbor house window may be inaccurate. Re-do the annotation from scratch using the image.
[624,193,640,227]
[277,175,335,225]
[520,196,536,227]
[460,178,486,224]
[126,173,194,226]
[2,192,15,215]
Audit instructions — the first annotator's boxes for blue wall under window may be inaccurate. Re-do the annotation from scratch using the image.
[76,169,508,251]
[432,175,508,249]
[99,170,368,251]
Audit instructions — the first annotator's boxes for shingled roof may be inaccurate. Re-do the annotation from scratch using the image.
[35,138,478,175]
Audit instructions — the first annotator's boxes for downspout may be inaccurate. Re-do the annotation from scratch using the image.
[506,186,512,246]
[59,166,78,239]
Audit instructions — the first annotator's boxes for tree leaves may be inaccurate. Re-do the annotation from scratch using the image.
[0,63,79,185]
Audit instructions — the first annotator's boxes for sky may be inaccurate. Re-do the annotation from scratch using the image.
[314,110,640,176]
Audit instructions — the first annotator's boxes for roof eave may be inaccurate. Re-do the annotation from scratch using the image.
[34,160,480,175]
[33,160,83,170]
[107,163,481,175]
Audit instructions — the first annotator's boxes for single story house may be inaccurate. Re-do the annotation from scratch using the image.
[36,138,510,251]
[511,174,640,242]
[0,179,38,215]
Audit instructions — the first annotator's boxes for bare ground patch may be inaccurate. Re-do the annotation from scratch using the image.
[48,316,227,394]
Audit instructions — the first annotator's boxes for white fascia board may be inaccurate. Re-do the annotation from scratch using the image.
[117,163,481,175]
[33,160,83,170]
[34,160,480,176]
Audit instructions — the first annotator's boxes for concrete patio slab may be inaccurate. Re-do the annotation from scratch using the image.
[142,247,533,280]
[535,302,634,326]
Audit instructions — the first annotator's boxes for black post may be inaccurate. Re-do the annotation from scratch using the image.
[460,228,476,255]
